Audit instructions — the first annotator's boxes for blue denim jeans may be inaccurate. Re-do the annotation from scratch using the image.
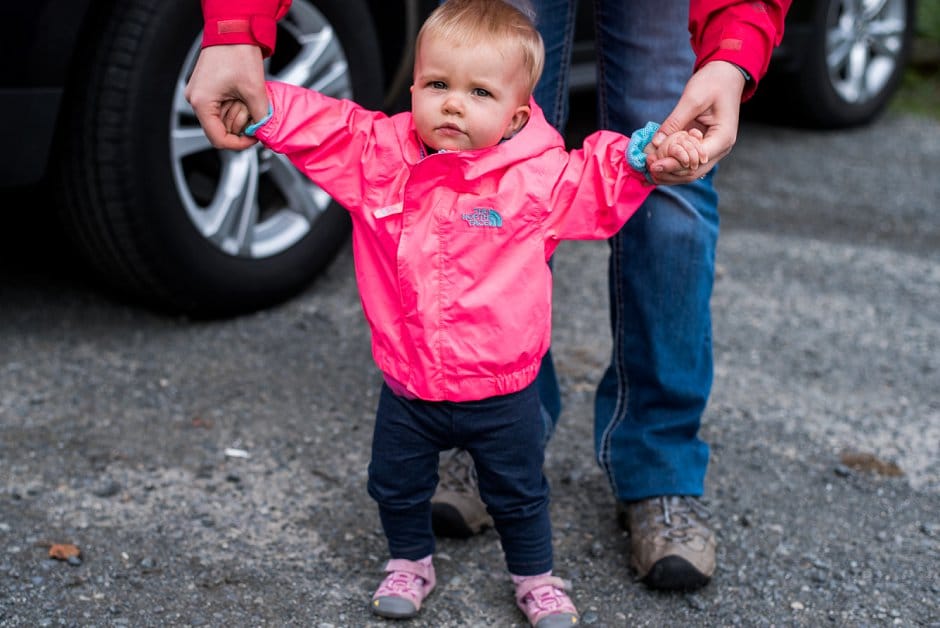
[531,0,719,502]
[367,382,553,576]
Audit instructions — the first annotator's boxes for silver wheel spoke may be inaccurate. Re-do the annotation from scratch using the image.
[278,27,339,86]
[827,28,855,70]
[170,76,215,159]
[862,0,889,19]
[169,0,352,262]
[847,42,871,100]
[277,2,353,99]
[309,59,351,97]
[204,150,260,255]
[827,0,907,105]
[171,126,215,160]
[171,85,193,119]
[868,18,905,55]
[842,0,863,21]
[265,153,331,221]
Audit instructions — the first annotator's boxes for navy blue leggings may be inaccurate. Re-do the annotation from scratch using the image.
[367,381,552,576]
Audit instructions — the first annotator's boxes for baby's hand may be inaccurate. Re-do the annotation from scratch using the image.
[645,128,707,174]
[220,99,253,136]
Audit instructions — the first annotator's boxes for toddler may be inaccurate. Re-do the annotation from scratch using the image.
[220,0,704,624]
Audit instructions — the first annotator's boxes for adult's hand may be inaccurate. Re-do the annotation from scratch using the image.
[647,60,747,185]
[185,45,270,151]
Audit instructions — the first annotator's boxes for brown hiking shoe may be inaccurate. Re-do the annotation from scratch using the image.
[619,496,716,591]
[431,449,493,538]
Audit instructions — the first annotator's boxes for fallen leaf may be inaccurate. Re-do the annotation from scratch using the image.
[191,416,213,429]
[49,543,81,561]
[840,451,904,477]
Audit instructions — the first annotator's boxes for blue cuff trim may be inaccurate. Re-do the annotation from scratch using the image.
[627,121,660,183]
[731,63,752,82]
[244,104,274,137]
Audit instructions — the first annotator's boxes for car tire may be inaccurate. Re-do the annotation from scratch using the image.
[750,0,915,129]
[56,0,382,317]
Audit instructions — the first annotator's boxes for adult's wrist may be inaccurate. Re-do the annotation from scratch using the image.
[703,60,748,97]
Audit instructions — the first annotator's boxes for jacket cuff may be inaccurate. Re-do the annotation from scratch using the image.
[693,13,781,102]
[202,15,278,57]
[627,122,659,184]
[245,104,275,136]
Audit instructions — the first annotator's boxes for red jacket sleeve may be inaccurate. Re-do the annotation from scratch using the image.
[201,0,292,57]
[690,0,792,100]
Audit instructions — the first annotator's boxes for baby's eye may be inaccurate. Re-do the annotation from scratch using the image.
[429,81,447,90]
[472,88,491,98]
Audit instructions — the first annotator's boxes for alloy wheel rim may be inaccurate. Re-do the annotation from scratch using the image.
[169,1,352,259]
[825,0,908,105]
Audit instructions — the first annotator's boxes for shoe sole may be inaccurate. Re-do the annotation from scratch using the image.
[641,555,711,591]
[431,503,488,538]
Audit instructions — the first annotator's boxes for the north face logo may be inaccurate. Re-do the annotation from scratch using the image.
[461,207,503,228]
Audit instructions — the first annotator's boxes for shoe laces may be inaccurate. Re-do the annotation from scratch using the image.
[438,448,479,494]
[656,496,711,541]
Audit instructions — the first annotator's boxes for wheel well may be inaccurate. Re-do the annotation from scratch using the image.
[41,0,422,186]
[51,0,123,160]
[58,0,423,115]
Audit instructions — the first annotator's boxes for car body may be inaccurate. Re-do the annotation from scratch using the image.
[0,0,916,316]
[747,0,917,128]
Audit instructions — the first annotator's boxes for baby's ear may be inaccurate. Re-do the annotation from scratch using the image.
[504,104,531,139]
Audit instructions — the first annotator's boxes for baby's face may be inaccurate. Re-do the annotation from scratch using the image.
[411,33,530,151]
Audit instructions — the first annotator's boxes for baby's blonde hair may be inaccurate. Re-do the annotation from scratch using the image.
[416,0,545,98]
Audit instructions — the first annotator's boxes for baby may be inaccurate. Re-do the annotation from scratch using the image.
[216,0,704,625]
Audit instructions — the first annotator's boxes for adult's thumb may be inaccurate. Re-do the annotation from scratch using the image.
[244,90,270,125]
[653,101,696,147]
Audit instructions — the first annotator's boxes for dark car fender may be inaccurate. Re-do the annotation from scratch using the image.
[0,0,426,187]
[0,0,95,185]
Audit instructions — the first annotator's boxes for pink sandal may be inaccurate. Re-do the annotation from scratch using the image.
[370,557,436,618]
[514,574,579,627]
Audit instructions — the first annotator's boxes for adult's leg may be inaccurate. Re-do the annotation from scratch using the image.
[531,0,580,435]
[429,0,577,537]
[593,0,719,589]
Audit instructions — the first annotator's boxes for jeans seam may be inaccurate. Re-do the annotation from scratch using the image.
[593,0,608,130]
[598,232,628,498]
[553,1,577,128]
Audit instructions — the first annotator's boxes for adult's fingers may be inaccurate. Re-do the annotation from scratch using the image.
[242,88,270,124]
[192,104,259,150]
[653,61,746,154]
[699,123,736,166]
[653,97,707,149]
[648,156,716,185]
[185,45,266,150]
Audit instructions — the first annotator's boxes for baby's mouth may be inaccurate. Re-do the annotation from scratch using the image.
[437,122,464,134]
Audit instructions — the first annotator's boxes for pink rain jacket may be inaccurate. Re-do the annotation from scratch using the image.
[252,81,653,401]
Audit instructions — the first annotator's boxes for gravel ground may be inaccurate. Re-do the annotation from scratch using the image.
[1,109,939,627]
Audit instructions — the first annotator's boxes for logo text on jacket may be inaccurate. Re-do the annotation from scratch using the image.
[461,207,503,228]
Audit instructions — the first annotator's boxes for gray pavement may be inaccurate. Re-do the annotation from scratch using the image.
[1,110,939,626]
